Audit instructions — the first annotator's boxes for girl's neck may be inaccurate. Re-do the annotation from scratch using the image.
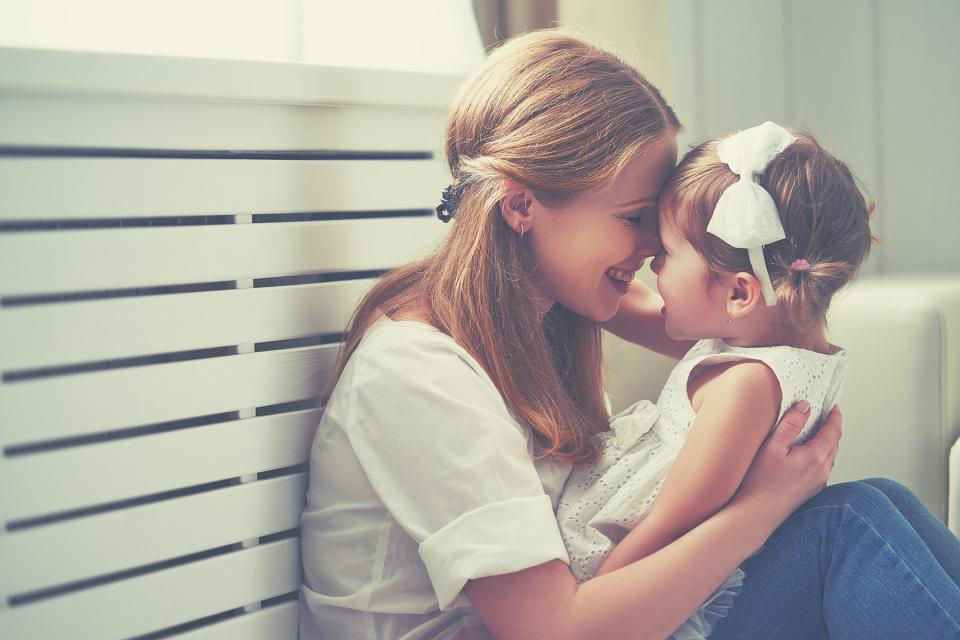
[724,321,834,354]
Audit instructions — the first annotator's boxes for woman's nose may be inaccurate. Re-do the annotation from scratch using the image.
[636,229,662,256]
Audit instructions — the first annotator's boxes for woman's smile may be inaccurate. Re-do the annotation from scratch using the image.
[605,265,638,294]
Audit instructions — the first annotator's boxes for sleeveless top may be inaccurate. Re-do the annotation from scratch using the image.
[557,339,847,639]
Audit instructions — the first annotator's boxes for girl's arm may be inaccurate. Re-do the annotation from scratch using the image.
[595,361,782,576]
[601,279,694,359]
[465,402,840,640]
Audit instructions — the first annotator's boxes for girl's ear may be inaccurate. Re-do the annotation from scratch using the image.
[726,272,763,319]
[499,179,536,234]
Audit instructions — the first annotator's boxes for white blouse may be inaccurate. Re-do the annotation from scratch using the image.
[299,317,573,639]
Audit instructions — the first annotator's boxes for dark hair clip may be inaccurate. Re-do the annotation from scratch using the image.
[436,183,463,223]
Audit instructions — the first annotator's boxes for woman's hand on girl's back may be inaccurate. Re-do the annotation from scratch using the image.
[734,402,842,523]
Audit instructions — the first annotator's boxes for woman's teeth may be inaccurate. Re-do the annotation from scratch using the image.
[605,267,636,283]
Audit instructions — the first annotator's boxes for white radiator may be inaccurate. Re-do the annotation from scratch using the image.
[0,46,458,639]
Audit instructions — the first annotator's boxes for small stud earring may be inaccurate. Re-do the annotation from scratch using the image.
[726,314,735,324]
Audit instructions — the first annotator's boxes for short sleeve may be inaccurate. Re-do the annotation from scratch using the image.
[343,327,569,610]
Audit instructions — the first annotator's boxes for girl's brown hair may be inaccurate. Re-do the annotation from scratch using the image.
[331,30,679,464]
[661,130,874,332]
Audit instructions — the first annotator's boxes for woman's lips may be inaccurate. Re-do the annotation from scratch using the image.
[605,266,637,282]
[606,274,630,294]
[604,266,635,295]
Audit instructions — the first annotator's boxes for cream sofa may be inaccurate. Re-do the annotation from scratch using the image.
[605,275,960,532]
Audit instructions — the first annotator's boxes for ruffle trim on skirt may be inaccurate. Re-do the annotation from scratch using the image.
[669,567,745,640]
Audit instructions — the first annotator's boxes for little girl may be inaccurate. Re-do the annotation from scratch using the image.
[557,122,874,639]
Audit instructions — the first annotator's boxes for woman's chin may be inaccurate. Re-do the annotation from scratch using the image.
[594,298,623,323]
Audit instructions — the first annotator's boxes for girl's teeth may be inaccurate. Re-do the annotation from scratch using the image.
[606,268,636,282]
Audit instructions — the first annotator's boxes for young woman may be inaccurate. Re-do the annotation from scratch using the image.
[299,30,959,639]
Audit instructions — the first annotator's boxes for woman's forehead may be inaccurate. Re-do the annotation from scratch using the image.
[617,136,679,197]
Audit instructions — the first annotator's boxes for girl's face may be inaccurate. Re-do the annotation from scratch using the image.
[650,212,730,340]
[526,134,678,322]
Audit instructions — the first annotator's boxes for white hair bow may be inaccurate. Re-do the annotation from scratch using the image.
[707,121,796,306]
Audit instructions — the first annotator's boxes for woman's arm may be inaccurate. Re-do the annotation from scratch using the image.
[602,279,694,359]
[465,402,840,640]
[595,361,782,576]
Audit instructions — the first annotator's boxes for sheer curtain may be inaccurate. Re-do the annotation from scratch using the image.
[472,0,557,48]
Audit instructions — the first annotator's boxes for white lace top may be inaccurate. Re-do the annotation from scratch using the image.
[557,339,847,639]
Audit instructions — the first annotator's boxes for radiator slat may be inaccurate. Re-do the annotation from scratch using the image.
[0,157,447,220]
[0,345,337,447]
[0,280,371,371]
[175,601,299,640]
[0,95,443,152]
[0,409,318,522]
[1,474,306,597]
[0,537,300,640]
[0,217,445,297]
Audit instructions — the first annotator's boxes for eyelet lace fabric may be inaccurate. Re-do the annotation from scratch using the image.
[557,339,847,639]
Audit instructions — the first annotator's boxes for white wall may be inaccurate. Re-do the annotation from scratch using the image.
[561,0,960,275]
[0,0,485,74]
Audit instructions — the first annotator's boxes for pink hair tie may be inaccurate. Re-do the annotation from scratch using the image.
[790,258,811,272]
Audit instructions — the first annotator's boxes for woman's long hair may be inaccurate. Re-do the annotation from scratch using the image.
[332,30,679,465]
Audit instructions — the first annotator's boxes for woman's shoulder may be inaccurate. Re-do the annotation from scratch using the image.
[328,316,527,448]
[354,317,474,367]
[356,315,446,353]
[344,316,498,398]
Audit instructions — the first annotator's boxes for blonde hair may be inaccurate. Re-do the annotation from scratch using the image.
[332,30,679,465]
[661,130,874,332]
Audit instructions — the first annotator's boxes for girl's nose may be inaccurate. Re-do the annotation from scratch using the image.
[650,252,664,274]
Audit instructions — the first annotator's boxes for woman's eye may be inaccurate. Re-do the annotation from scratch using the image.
[624,208,656,226]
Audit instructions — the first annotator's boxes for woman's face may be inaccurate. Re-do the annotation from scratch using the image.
[526,134,678,322]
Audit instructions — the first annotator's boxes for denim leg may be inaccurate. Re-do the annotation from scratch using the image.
[860,477,960,585]
[710,481,960,640]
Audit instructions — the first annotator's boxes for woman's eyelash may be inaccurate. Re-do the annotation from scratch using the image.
[623,209,656,225]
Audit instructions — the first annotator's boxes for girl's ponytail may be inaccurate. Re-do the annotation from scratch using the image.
[772,258,855,330]
[762,137,875,330]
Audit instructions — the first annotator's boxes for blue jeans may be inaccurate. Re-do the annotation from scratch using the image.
[711,479,960,639]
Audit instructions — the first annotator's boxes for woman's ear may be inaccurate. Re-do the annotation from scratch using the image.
[726,272,763,320]
[499,180,535,235]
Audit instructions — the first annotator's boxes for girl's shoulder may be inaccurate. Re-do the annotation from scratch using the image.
[683,340,845,386]
[687,358,782,414]
[683,340,847,437]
